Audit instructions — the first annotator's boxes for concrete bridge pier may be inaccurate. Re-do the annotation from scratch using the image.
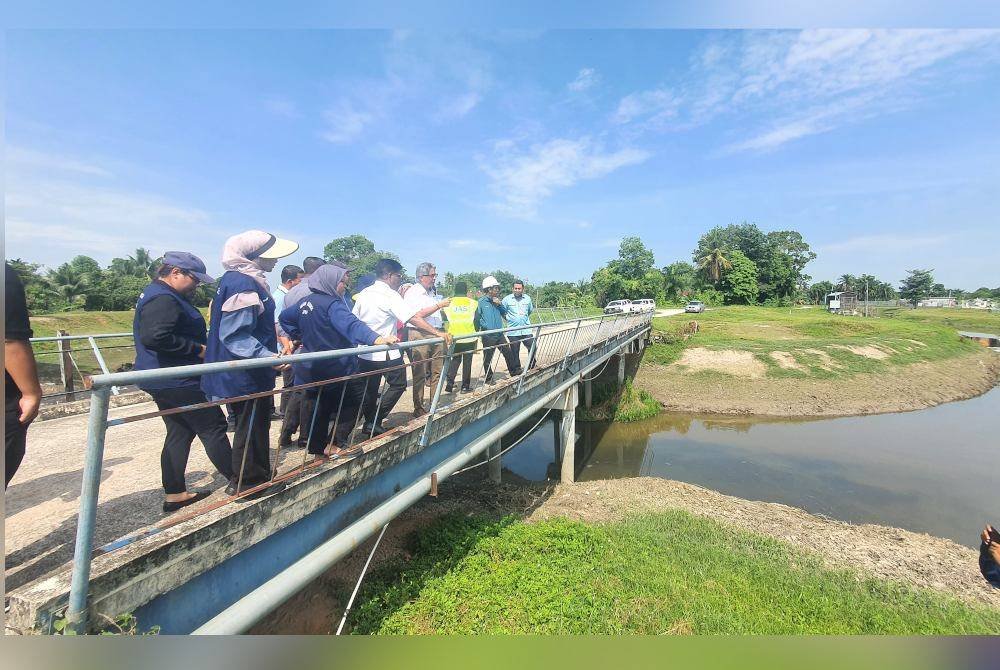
[488,440,502,484]
[545,384,579,483]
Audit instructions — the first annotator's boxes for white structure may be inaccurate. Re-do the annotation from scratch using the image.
[918,296,957,308]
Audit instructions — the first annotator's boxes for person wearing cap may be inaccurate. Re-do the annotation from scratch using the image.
[201,230,299,499]
[442,280,478,393]
[279,265,398,457]
[475,275,522,383]
[133,252,235,512]
[275,256,328,449]
[403,263,452,417]
[352,258,453,435]
[502,280,537,371]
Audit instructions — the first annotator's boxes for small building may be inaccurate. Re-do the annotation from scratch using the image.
[962,298,996,310]
[918,296,957,308]
[826,291,857,314]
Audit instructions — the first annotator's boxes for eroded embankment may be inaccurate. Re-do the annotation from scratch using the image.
[254,474,999,634]
[637,349,1000,417]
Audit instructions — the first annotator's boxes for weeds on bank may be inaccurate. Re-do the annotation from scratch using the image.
[348,511,1000,635]
[645,306,983,380]
[576,381,660,423]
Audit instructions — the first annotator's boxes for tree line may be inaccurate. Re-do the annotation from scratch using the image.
[9,227,999,314]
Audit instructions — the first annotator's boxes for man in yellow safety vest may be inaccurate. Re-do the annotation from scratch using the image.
[442,280,478,393]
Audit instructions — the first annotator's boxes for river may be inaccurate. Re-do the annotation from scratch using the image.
[501,388,1000,548]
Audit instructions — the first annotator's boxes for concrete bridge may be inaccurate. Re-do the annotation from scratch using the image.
[6,312,652,635]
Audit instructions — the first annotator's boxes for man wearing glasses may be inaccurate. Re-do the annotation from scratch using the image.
[403,262,452,417]
[352,259,452,434]
[132,252,234,512]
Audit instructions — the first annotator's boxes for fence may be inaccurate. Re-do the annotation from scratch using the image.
[29,332,136,401]
[63,310,653,632]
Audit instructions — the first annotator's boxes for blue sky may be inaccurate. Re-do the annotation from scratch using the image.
[6,29,1000,289]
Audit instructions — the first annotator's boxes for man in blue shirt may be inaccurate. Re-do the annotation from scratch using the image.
[501,280,536,371]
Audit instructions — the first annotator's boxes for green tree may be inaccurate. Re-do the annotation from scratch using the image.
[84,273,149,311]
[693,223,769,268]
[46,263,90,309]
[697,248,732,284]
[720,250,759,305]
[611,237,656,280]
[899,269,935,307]
[808,280,834,305]
[323,234,400,278]
[661,262,697,302]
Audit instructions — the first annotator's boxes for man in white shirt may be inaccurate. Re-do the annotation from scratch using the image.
[352,258,452,434]
[404,262,453,417]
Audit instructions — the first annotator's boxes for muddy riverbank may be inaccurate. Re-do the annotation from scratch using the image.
[254,474,999,634]
[637,349,999,417]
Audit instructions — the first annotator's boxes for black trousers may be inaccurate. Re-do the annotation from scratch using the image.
[230,396,274,486]
[279,380,310,446]
[5,403,27,488]
[481,334,521,380]
[305,379,366,454]
[150,386,234,494]
[508,334,537,370]
[278,366,295,416]
[358,358,407,427]
[446,342,476,389]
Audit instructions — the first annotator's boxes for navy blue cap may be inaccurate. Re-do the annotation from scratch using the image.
[162,251,215,284]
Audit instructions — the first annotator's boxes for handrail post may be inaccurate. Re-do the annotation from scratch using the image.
[88,336,120,396]
[58,330,76,401]
[66,385,112,634]
[515,325,542,396]
[419,340,455,447]
[561,319,583,371]
[586,315,606,355]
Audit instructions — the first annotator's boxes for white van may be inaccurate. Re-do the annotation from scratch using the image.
[604,299,634,314]
[633,299,656,312]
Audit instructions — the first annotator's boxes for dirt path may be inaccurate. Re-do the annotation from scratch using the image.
[637,349,1000,417]
[255,474,1000,633]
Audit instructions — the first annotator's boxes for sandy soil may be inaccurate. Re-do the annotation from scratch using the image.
[675,348,767,379]
[638,349,1000,417]
[254,474,1000,634]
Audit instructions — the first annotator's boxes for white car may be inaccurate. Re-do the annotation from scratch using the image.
[633,299,656,312]
[604,299,635,314]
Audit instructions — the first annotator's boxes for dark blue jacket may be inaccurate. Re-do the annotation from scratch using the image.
[201,271,277,398]
[279,290,379,384]
[474,296,509,332]
[132,281,206,391]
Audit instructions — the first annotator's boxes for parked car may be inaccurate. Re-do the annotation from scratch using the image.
[604,299,635,314]
[633,299,656,312]
[684,300,705,313]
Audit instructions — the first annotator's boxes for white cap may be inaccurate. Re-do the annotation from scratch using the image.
[481,275,500,290]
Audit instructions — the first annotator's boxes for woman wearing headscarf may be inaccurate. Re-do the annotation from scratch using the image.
[279,264,398,458]
[201,230,298,498]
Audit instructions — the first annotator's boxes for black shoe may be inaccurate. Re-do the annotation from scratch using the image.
[485,378,496,385]
[460,386,472,393]
[270,411,283,421]
[162,490,211,513]
[445,385,454,393]
[361,423,387,437]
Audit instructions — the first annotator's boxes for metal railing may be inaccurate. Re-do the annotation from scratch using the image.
[29,332,135,400]
[62,311,653,632]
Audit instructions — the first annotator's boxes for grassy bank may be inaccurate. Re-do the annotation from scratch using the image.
[577,380,660,422]
[647,306,992,379]
[348,510,1000,634]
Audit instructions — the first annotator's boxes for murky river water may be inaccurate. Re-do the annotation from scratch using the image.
[502,388,1000,547]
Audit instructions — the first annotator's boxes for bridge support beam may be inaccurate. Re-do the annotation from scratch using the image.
[617,354,626,386]
[558,385,578,483]
[488,440,501,484]
[583,379,592,408]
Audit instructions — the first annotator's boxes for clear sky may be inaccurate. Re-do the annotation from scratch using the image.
[6,29,1000,289]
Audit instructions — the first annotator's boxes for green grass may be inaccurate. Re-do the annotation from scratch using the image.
[348,511,1000,634]
[578,380,660,422]
[646,306,984,380]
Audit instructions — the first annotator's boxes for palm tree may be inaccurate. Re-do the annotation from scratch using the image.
[47,263,89,308]
[697,248,732,284]
[837,274,856,292]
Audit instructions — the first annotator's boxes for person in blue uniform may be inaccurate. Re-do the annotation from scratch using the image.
[200,230,299,498]
[279,264,398,458]
[133,252,234,512]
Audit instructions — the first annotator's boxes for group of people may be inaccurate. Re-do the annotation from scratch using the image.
[16,229,535,513]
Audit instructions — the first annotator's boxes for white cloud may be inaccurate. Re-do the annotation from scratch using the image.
[321,98,381,144]
[6,152,219,270]
[614,29,1000,151]
[447,239,512,251]
[6,146,113,177]
[818,233,952,254]
[567,68,598,92]
[481,136,651,219]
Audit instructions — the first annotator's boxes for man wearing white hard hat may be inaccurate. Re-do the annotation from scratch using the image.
[201,230,299,500]
[474,275,523,384]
